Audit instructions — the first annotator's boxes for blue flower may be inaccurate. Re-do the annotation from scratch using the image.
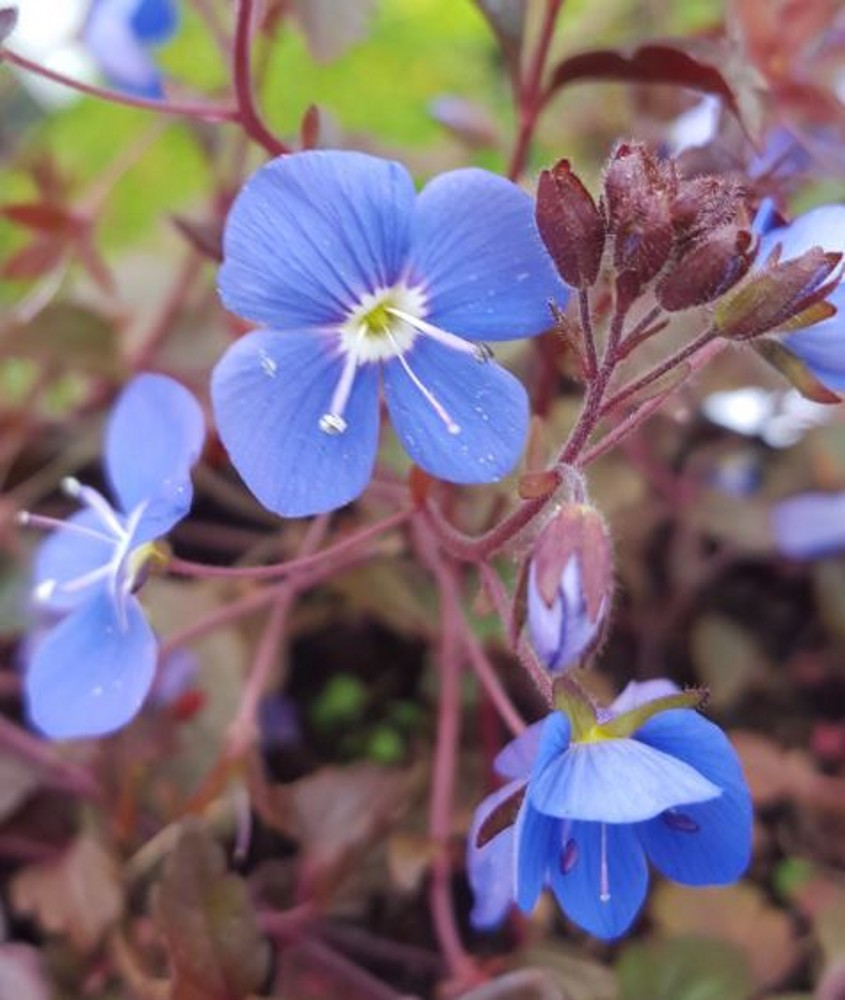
[211,150,567,518]
[468,680,752,940]
[22,373,204,740]
[770,491,845,559]
[755,202,845,391]
[83,0,178,98]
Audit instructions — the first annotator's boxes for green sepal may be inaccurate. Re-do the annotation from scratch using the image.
[598,689,709,740]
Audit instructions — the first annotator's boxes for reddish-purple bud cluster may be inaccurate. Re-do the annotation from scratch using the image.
[536,142,757,314]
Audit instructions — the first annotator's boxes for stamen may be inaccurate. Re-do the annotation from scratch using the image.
[16,511,113,544]
[386,330,461,435]
[109,502,149,632]
[599,823,611,903]
[561,838,579,874]
[57,564,113,594]
[318,348,359,436]
[662,809,700,833]
[387,307,493,363]
[61,477,125,539]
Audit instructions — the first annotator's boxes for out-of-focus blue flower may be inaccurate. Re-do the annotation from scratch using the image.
[468,680,752,940]
[212,150,567,518]
[83,0,178,98]
[526,503,612,673]
[23,374,203,740]
[770,491,845,559]
[755,202,845,391]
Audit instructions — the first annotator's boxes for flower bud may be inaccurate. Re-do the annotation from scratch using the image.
[603,144,676,303]
[527,504,613,673]
[714,246,842,341]
[656,226,756,311]
[536,159,606,289]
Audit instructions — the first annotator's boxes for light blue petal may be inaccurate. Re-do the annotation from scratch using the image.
[382,337,529,483]
[105,374,204,541]
[770,492,845,558]
[130,0,178,43]
[211,329,380,518]
[633,709,752,884]
[84,1,165,97]
[407,168,568,341]
[467,780,522,929]
[513,798,560,913]
[25,590,157,739]
[494,719,546,780]
[756,205,845,390]
[758,205,845,263]
[219,151,416,330]
[32,510,116,614]
[530,736,721,823]
[609,679,680,716]
[549,821,649,940]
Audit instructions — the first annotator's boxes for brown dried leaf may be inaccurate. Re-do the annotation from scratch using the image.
[10,833,124,952]
[252,762,415,884]
[651,882,799,989]
[152,820,270,1000]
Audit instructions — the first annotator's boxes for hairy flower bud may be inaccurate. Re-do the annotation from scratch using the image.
[603,143,676,303]
[714,247,842,341]
[536,159,606,289]
[656,227,756,311]
[527,504,613,673]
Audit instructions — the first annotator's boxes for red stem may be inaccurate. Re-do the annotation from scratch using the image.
[507,0,564,181]
[0,46,238,121]
[232,0,289,156]
[168,508,410,581]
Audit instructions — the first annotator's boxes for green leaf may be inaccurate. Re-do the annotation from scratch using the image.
[152,820,270,1000]
[617,937,751,1000]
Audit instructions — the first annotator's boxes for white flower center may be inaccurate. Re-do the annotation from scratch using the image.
[318,282,493,437]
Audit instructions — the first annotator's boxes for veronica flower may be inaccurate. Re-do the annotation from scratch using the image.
[212,150,567,518]
[755,201,845,391]
[21,374,204,739]
[770,491,845,559]
[83,0,178,98]
[469,680,752,940]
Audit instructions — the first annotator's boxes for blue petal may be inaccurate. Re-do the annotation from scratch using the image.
[634,710,752,885]
[756,205,845,389]
[549,821,649,940]
[494,719,546,780]
[211,329,380,517]
[130,0,178,43]
[105,374,204,541]
[407,168,568,341]
[467,780,521,929]
[770,492,845,558]
[219,151,416,330]
[529,736,721,823]
[382,337,529,483]
[609,679,680,716]
[513,798,560,913]
[84,2,165,97]
[32,510,116,614]
[25,590,157,739]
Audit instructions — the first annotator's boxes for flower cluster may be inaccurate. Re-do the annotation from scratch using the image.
[468,681,752,939]
[21,374,203,739]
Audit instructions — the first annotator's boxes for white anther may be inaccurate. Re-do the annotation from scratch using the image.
[319,413,348,435]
